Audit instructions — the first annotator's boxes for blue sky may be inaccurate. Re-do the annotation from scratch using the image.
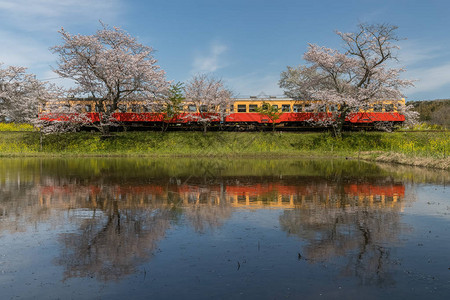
[0,0,449,101]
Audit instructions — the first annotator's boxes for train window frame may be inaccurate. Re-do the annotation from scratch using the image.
[62,104,71,112]
[329,105,337,112]
[304,104,312,112]
[293,104,302,112]
[106,105,113,113]
[249,104,258,112]
[384,104,394,112]
[143,105,152,112]
[237,104,246,113]
[75,104,82,113]
[153,104,163,112]
[351,106,360,112]
[188,104,197,112]
[272,105,278,111]
[373,104,382,112]
[282,104,291,112]
[318,105,326,112]
[84,104,92,112]
[118,104,127,113]
[95,104,102,113]
[200,105,208,113]
[229,104,234,112]
[131,104,140,113]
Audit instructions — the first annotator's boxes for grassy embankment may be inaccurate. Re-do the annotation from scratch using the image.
[0,123,448,169]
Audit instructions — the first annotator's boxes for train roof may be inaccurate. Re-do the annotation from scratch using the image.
[232,97,294,101]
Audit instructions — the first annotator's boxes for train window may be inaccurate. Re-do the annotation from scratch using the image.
[118,104,127,113]
[229,105,234,112]
[95,104,102,112]
[362,104,370,111]
[249,104,258,112]
[84,104,92,112]
[373,104,382,112]
[154,104,163,112]
[131,104,140,113]
[318,105,326,112]
[237,105,246,112]
[304,104,312,112]
[351,106,360,112]
[272,105,278,111]
[385,104,394,112]
[188,105,196,112]
[106,105,113,113]
[143,105,151,112]
[282,104,290,112]
[293,104,302,112]
[75,104,82,112]
[329,105,337,112]
[200,105,208,112]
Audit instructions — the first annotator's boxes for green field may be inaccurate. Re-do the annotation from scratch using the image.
[0,130,448,169]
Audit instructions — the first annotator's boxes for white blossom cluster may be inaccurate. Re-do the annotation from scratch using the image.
[280,24,417,134]
[184,74,232,131]
[1,23,417,135]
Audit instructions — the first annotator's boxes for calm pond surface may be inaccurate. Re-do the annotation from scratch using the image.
[0,158,449,299]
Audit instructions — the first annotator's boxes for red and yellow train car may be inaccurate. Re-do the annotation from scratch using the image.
[39,96,406,130]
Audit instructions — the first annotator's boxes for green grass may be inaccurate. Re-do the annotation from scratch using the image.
[0,131,448,159]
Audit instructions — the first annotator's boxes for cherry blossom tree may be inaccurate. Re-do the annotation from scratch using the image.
[279,23,416,136]
[35,94,95,135]
[0,63,47,124]
[51,22,169,135]
[184,74,232,133]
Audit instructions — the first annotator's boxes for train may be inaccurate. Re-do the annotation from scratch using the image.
[39,96,406,131]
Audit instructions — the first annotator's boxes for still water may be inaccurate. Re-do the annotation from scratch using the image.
[0,158,449,299]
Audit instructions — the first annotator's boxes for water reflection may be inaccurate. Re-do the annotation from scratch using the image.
[55,200,176,281]
[0,158,443,287]
[279,183,408,287]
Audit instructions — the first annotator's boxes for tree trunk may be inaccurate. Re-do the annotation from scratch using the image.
[100,112,111,136]
[332,108,348,138]
[332,123,343,138]
[39,131,43,151]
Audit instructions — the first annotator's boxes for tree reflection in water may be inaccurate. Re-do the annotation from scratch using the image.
[0,158,424,284]
[54,191,179,281]
[279,182,411,287]
[180,184,232,232]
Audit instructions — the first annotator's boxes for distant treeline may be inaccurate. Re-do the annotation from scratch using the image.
[407,99,450,127]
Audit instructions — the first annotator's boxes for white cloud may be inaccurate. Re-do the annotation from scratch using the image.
[397,40,444,67]
[0,0,123,31]
[0,29,53,67]
[0,0,123,80]
[192,42,228,74]
[396,40,450,98]
[405,63,450,94]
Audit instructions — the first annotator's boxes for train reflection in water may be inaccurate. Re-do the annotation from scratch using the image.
[36,180,405,211]
[3,158,450,299]
[1,165,410,283]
